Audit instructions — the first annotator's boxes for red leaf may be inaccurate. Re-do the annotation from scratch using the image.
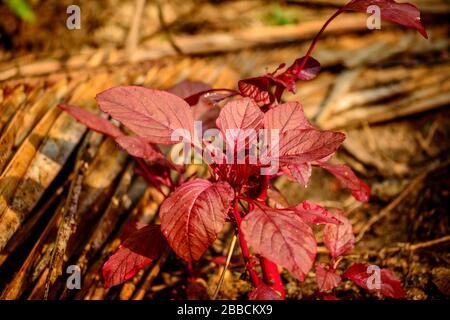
[323,211,355,258]
[216,97,264,147]
[96,86,194,144]
[343,0,427,39]
[216,98,264,157]
[191,95,222,130]
[168,80,236,116]
[115,135,164,161]
[167,80,212,99]
[238,0,427,105]
[289,200,342,225]
[134,161,174,188]
[160,179,234,262]
[237,77,271,106]
[249,283,283,300]
[264,101,312,132]
[274,56,321,94]
[58,104,122,138]
[239,58,321,103]
[102,225,168,288]
[315,263,342,292]
[120,220,147,241]
[272,129,345,165]
[59,104,172,165]
[284,56,321,81]
[343,263,406,299]
[282,163,312,187]
[241,204,316,281]
[263,103,340,168]
[318,163,370,202]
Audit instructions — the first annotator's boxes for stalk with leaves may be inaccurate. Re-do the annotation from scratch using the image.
[60,0,427,299]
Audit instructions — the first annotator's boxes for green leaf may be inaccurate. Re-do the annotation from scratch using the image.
[6,0,35,23]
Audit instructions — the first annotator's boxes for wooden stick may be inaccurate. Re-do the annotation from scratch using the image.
[322,78,450,129]
[125,0,146,58]
[0,73,115,251]
[0,198,64,299]
[212,234,237,300]
[0,79,69,173]
[156,0,182,55]
[132,250,170,300]
[355,164,436,242]
[44,134,91,299]
[315,68,361,124]
[0,185,64,268]
[0,107,61,231]
[322,64,450,118]
[0,16,368,82]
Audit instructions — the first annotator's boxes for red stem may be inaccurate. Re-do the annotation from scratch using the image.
[260,257,285,298]
[187,261,196,281]
[232,201,260,286]
[298,8,344,73]
[255,175,286,298]
[134,157,167,197]
[258,9,346,296]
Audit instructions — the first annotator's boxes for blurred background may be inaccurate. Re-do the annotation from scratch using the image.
[0,0,449,300]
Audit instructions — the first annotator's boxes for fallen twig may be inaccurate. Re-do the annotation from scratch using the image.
[132,250,170,300]
[356,158,450,242]
[355,172,427,242]
[44,133,91,299]
[212,234,237,300]
[125,0,146,58]
[156,0,182,55]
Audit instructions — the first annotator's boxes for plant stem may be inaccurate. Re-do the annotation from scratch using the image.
[236,196,260,205]
[232,201,260,286]
[298,8,344,73]
[187,261,196,280]
[134,157,167,198]
[256,175,286,298]
[260,257,285,298]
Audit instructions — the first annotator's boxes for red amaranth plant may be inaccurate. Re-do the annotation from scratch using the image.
[59,0,427,299]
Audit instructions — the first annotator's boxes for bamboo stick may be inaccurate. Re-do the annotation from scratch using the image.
[0,73,114,251]
[323,78,450,129]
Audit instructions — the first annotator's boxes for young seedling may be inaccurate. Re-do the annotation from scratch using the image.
[60,0,427,299]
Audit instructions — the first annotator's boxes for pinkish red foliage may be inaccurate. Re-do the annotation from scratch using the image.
[238,0,426,106]
[343,0,427,38]
[276,129,345,165]
[59,0,428,299]
[315,263,342,292]
[282,163,312,187]
[318,163,370,202]
[323,211,355,259]
[102,225,168,288]
[96,86,194,144]
[115,135,163,162]
[167,79,212,99]
[216,97,263,148]
[241,204,316,281]
[343,263,406,299]
[59,103,122,138]
[249,283,283,300]
[288,200,342,225]
[160,179,234,262]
